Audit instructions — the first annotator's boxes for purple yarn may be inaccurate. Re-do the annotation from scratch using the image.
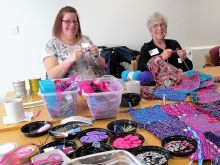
[138,71,154,86]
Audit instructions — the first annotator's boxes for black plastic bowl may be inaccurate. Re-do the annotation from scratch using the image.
[107,119,138,135]
[161,135,197,157]
[77,128,112,145]
[75,143,113,158]
[121,93,141,107]
[132,146,170,165]
[110,132,144,152]
[21,121,53,137]
[40,140,77,158]
[49,122,80,141]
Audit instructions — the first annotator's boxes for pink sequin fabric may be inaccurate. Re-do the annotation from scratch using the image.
[161,102,200,117]
[147,56,183,87]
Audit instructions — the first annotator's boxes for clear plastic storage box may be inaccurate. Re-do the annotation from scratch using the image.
[83,76,123,120]
[40,89,77,118]
[65,150,141,165]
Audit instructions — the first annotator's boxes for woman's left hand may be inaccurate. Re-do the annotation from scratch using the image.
[90,44,99,57]
[177,49,187,59]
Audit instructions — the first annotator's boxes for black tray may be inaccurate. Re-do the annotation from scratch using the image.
[75,142,113,157]
[132,146,170,165]
[40,140,77,158]
[107,119,138,134]
[161,135,197,157]
[21,121,52,137]
[49,122,80,141]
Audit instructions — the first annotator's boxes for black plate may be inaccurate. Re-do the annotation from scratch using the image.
[132,146,170,165]
[75,143,113,158]
[107,119,138,134]
[161,135,197,157]
[121,93,141,107]
[49,122,80,141]
[110,132,144,152]
[21,121,53,137]
[77,128,112,145]
[40,140,77,158]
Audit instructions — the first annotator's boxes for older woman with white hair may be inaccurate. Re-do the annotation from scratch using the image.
[137,12,193,72]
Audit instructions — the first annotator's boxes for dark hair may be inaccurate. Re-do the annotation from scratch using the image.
[52,6,82,38]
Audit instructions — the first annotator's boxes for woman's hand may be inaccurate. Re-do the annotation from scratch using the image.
[90,44,99,57]
[161,49,172,60]
[177,49,187,59]
[68,48,84,62]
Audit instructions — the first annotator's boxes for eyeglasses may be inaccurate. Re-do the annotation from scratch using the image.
[151,23,166,29]
[62,20,78,25]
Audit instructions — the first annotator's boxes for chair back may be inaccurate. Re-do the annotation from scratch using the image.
[209,46,220,66]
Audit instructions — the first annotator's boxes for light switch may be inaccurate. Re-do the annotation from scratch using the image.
[9,25,19,34]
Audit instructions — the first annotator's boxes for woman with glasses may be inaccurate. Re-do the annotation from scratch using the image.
[43,6,106,79]
[137,12,193,72]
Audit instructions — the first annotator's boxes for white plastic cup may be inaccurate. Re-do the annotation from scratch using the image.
[3,98,25,123]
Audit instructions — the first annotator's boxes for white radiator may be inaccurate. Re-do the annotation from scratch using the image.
[186,45,217,68]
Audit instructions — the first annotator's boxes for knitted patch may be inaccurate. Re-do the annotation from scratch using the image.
[140,85,157,100]
[154,87,187,102]
[184,69,213,82]
[204,132,220,148]
[187,129,214,161]
[199,80,216,89]
[190,87,220,104]
[168,73,200,94]
[143,117,188,139]
[129,105,172,124]
[180,114,220,134]
[195,100,220,119]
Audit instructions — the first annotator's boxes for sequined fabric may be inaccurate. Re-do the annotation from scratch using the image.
[161,102,200,117]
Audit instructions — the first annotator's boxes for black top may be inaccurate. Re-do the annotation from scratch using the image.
[137,39,193,72]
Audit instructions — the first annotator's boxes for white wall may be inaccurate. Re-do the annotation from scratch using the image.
[0,0,220,100]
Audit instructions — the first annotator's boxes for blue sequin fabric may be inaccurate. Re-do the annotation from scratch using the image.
[129,105,172,124]
[154,88,187,101]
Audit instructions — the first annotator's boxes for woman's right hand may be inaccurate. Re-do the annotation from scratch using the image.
[161,49,172,60]
[68,48,84,62]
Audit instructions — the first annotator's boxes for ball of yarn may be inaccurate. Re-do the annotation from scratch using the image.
[121,70,130,81]
[132,71,141,80]
[138,71,154,85]
[121,70,142,81]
